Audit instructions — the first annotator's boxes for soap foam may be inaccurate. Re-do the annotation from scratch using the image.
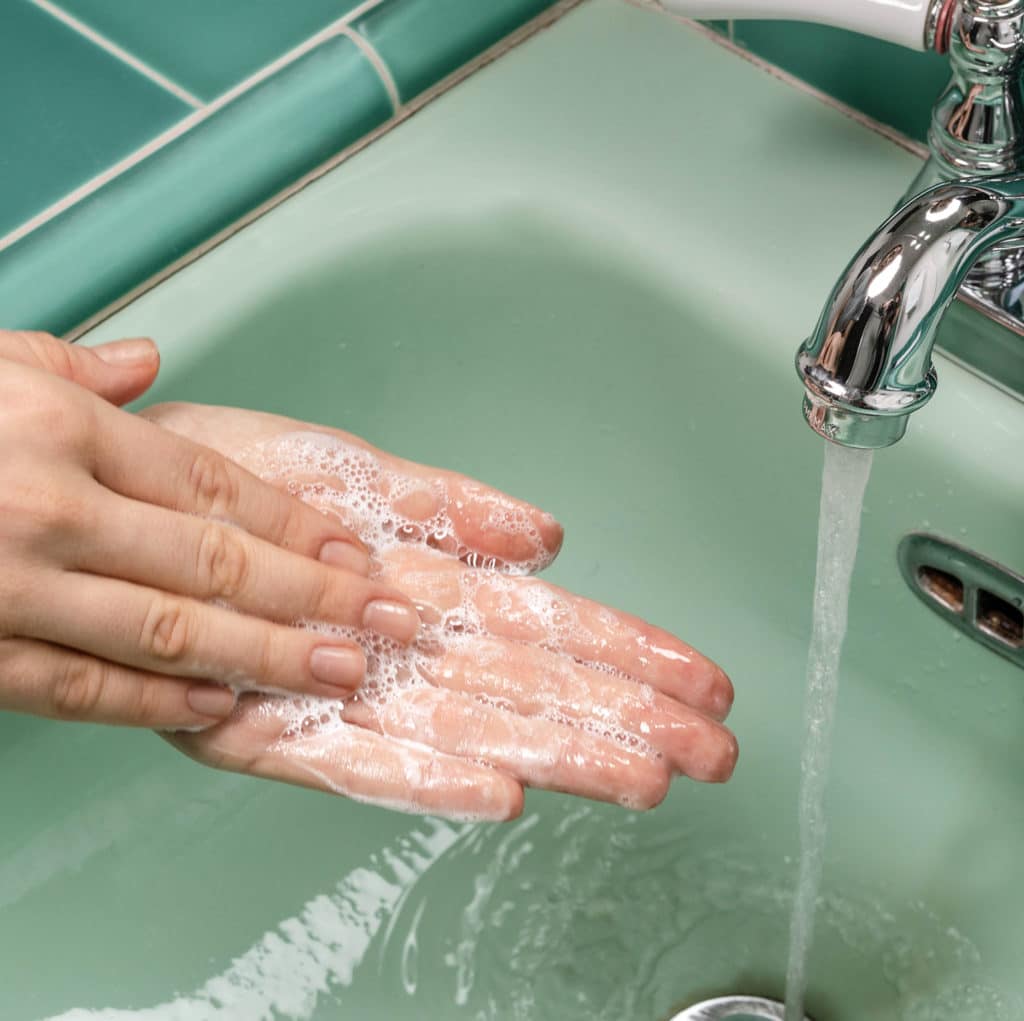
[234,432,660,813]
[243,431,554,575]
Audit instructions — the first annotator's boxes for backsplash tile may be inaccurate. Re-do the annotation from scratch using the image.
[0,0,189,239]
[724,20,949,144]
[1,0,949,340]
[0,34,391,336]
[353,0,557,103]
[57,0,366,102]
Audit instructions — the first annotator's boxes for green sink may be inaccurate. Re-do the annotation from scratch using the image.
[4,2,1024,1018]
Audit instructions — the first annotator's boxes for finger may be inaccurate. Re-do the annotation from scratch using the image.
[422,636,737,783]
[0,637,236,729]
[142,405,564,573]
[22,572,370,698]
[280,443,564,572]
[346,686,673,809]
[70,491,419,641]
[0,330,160,405]
[378,546,734,720]
[89,403,372,571]
[169,693,524,821]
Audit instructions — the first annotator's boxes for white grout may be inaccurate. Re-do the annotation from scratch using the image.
[0,0,392,254]
[64,0,585,341]
[341,25,401,113]
[0,112,205,252]
[30,0,204,109]
[341,0,395,23]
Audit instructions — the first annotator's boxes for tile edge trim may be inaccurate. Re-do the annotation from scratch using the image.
[65,0,585,341]
[341,25,401,113]
[0,0,392,254]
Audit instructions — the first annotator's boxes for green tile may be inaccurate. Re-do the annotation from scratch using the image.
[732,21,950,143]
[0,34,391,335]
[355,0,557,103]
[0,0,189,239]
[58,0,365,102]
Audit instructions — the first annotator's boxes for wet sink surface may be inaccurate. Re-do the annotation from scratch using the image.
[4,2,1024,1018]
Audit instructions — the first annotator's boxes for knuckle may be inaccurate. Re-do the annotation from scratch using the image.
[260,490,303,549]
[252,630,279,686]
[127,679,164,728]
[3,330,71,377]
[308,564,336,619]
[1,380,82,437]
[50,656,105,721]
[37,489,92,538]
[278,502,305,549]
[139,596,194,663]
[196,523,249,600]
[0,638,30,694]
[0,481,92,547]
[186,449,238,518]
[35,333,76,380]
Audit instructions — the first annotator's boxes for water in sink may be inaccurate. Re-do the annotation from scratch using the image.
[20,215,1024,1020]
[785,444,873,1021]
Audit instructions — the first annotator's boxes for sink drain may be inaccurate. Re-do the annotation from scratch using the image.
[669,995,811,1020]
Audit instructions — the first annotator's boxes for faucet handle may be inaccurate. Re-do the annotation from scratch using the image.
[652,0,944,51]
[928,0,1024,180]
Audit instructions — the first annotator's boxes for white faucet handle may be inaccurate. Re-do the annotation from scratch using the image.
[655,0,944,52]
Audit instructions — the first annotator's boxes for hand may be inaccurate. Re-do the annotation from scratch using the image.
[0,332,422,731]
[145,403,738,821]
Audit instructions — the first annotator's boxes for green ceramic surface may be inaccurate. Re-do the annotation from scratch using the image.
[55,0,365,101]
[4,2,1024,1019]
[353,0,557,102]
[0,0,188,239]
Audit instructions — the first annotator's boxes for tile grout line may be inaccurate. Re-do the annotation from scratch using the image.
[65,0,585,341]
[30,0,204,109]
[340,0,393,24]
[340,26,401,114]
[0,0,392,254]
[3,0,926,263]
[651,8,929,160]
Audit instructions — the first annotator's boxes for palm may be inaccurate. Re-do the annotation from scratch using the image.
[144,404,736,820]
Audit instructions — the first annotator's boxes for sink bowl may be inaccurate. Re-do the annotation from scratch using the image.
[4,3,1024,1019]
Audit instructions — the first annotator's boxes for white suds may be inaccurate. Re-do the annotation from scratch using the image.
[233,433,661,804]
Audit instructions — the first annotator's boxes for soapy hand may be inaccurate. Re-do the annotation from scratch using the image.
[144,403,738,821]
[0,330,421,730]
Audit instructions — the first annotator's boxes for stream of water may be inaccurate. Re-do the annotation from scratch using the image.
[784,442,874,1021]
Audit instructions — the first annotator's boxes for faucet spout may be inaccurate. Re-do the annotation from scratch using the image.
[796,177,1024,448]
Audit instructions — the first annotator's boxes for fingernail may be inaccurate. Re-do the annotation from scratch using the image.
[93,337,158,366]
[319,539,371,576]
[186,684,237,718]
[363,599,420,643]
[310,644,366,689]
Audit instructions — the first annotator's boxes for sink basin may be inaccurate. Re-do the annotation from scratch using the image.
[4,3,1024,1019]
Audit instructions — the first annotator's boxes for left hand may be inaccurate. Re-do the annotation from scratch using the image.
[142,402,737,821]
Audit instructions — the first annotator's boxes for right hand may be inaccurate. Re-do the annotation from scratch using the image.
[145,404,738,821]
[0,331,421,731]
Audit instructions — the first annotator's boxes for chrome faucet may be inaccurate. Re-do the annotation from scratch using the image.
[796,0,1024,448]
[649,0,1024,445]
[796,177,1024,448]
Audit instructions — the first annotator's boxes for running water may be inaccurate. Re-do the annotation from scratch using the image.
[785,442,874,1021]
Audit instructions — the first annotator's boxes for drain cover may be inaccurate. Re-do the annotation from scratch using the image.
[669,995,809,1020]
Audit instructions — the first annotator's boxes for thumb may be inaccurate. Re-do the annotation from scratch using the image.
[0,329,160,406]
